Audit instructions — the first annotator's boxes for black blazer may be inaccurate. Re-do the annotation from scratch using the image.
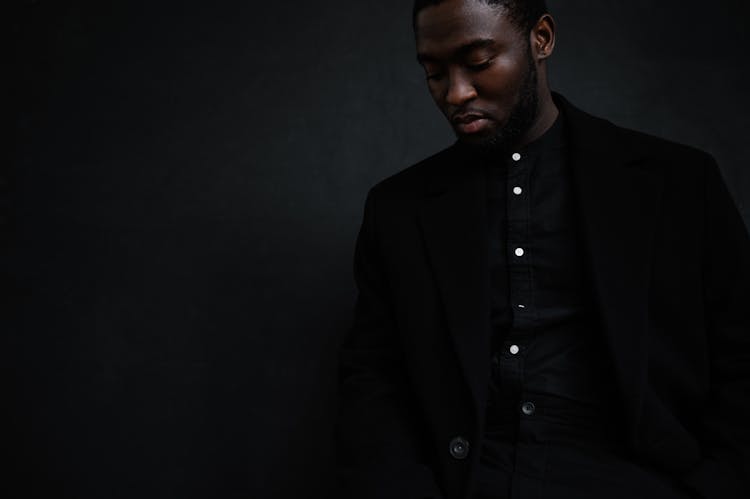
[336,94,750,499]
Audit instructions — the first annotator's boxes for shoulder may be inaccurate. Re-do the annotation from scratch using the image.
[556,92,717,168]
[366,144,459,202]
[617,123,715,165]
[605,120,723,204]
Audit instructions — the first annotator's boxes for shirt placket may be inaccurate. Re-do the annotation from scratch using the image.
[504,149,544,497]
[495,150,535,393]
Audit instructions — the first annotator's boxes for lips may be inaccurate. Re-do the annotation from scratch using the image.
[452,113,491,134]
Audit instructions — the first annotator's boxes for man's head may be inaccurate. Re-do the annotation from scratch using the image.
[414,0,555,152]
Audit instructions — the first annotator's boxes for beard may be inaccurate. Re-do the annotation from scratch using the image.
[458,47,539,155]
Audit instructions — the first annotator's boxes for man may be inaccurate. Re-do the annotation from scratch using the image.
[336,1,750,498]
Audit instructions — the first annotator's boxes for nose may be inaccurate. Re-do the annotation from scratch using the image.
[445,70,477,106]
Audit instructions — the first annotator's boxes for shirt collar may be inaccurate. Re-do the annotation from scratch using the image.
[508,112,566,163]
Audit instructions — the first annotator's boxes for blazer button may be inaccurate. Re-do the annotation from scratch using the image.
[449,436,470,460]
[521,401,536,416]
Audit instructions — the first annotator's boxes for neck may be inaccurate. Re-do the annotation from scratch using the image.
[517,89,559,148]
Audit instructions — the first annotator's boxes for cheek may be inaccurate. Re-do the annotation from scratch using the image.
[426,81,449,107]
[476,59,525,99]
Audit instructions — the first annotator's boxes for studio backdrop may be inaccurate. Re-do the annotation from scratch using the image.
[7,0,749,498]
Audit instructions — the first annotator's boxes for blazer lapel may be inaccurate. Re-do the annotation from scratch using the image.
[560,94,666,429]
[417,149,492,421]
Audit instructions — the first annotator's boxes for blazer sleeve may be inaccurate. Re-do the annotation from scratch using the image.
[336,188,443,499]
[681,156,750,499]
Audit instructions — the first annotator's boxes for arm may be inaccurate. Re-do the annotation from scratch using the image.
[681,157,750,498]
[336,188,443,499]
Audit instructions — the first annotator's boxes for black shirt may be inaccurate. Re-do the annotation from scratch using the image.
[477,113,641,497]
[485,113,620,417]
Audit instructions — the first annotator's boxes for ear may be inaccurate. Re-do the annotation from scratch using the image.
[529,14,556,61]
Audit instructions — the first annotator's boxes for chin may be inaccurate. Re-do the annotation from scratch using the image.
[457,130,506,152]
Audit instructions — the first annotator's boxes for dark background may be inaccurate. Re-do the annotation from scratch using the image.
[6,0,749,497]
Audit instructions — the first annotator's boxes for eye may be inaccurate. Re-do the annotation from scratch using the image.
[467,59,492,72]
[422,64,444,82]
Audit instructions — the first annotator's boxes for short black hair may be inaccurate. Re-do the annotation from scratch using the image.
[413,0,549,34]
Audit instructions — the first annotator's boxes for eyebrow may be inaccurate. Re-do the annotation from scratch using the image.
[416,38,496,63]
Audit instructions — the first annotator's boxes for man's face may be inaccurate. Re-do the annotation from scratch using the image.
[415,0,539,151]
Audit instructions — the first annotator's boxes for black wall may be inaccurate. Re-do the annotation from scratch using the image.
[7,1,749,497]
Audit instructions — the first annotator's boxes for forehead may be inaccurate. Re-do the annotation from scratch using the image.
[415,0,522,58]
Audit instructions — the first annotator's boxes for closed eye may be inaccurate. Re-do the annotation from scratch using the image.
[467,60,492,72]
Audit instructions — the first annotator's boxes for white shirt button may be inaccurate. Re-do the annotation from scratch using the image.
[509,345,520,355]
[513,187,523,195]
[512,153,522,162]
[515,247,525,257]
[518,304,526,309]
